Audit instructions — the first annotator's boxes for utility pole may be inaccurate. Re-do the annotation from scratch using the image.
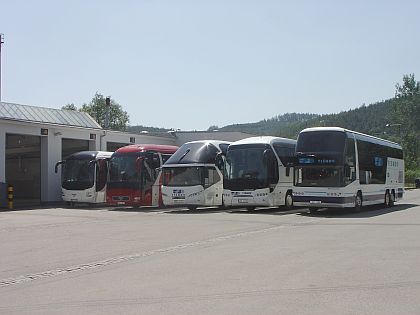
[0,33,4,103]
[105,96,111,129]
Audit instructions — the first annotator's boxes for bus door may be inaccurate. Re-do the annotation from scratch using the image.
[95,159,108,203]
[141,152,161,206]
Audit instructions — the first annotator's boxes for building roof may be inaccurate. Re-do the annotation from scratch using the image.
[0,102,102,129]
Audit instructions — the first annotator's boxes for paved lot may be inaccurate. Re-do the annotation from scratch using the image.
[1,190,420,314]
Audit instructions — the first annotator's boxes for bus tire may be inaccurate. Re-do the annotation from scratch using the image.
[188,206,197,211]
[246,206,255,211]
[285,191,293,209]
[385,190,391,207]
[354,192,362,212]
[389,190,395,207]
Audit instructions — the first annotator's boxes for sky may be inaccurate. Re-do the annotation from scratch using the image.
[1,0,419,130]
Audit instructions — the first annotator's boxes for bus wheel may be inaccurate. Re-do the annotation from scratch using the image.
[285,191,293,209]
[354,192,362,212]
[246,206,255,211]
[188,206,197,211]
[386,191,395,207]
[308,207,318,214]
[385,191,391,207]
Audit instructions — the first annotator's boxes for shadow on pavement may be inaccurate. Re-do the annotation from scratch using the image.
[297,203,417,218]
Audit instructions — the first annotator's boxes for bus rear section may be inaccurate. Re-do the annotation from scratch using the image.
[55,151,112,205]
[107,144,178,208]
[293,127,404,212]
[161,140,230,210]
[223,136,296,210]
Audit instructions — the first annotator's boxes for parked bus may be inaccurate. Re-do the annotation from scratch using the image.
[161,140,231,210]
[107,144,178,208]
[293,127,404,213]
[55,151,113,205]
[223,136,296,210]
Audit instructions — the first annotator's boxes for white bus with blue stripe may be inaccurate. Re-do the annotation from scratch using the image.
[223,136,296,210]
[293,127,404,213]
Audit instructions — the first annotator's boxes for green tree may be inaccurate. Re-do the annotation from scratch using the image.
[393,74,420,181]
[61,103,77,111]
[395,74,420,98]
[80,92,130,131]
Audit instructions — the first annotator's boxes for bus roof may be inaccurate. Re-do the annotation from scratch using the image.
[115,144,179,154]
[67,151,113,160]
[181,140,231,149]
[300,127,402,149]
[230,136,296,147]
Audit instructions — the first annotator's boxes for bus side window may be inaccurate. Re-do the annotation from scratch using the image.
[345,137,356,184]
[96,160,108,192]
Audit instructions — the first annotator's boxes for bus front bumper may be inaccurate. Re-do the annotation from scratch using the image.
[293,195,355,208]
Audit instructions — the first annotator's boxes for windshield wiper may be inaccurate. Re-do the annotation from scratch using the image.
[178,148,191,163]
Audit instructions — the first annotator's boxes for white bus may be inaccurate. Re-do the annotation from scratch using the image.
[161,140,230,210]
[293,127,404,213]
[223,136,296,210]
[55,151,113,205]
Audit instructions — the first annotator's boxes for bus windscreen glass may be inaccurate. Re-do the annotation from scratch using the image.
[296,131,346,153]
[62,159,95,190]
[109,154,140,182]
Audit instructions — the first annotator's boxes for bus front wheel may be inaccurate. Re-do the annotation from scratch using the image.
[354,192,362,212]
[285,191,293,209]
[385,191,395,207]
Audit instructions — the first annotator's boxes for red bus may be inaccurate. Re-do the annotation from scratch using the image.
[107,144,178,207]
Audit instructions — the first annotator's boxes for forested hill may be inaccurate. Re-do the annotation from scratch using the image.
[271,99,397,138]
[217,113,319,136]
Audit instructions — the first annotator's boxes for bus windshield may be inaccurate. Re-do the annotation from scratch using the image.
[62,159,95,190]
[162,167,203,187]
[296,131,346,153]
[109,154,140,182]
[294,166,343,187]
[224,146,268,190]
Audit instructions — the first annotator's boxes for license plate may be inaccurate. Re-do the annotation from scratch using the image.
[117,202,126,205]
[238,199,249,203]
[310,200,321,204]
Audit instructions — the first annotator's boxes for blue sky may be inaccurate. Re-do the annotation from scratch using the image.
[1,0,419,130]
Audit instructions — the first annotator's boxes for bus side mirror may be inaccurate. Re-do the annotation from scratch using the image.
[215,152,224,170]
[55,161,64,173]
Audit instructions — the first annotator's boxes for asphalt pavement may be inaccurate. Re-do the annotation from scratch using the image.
[1,189,420,314]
